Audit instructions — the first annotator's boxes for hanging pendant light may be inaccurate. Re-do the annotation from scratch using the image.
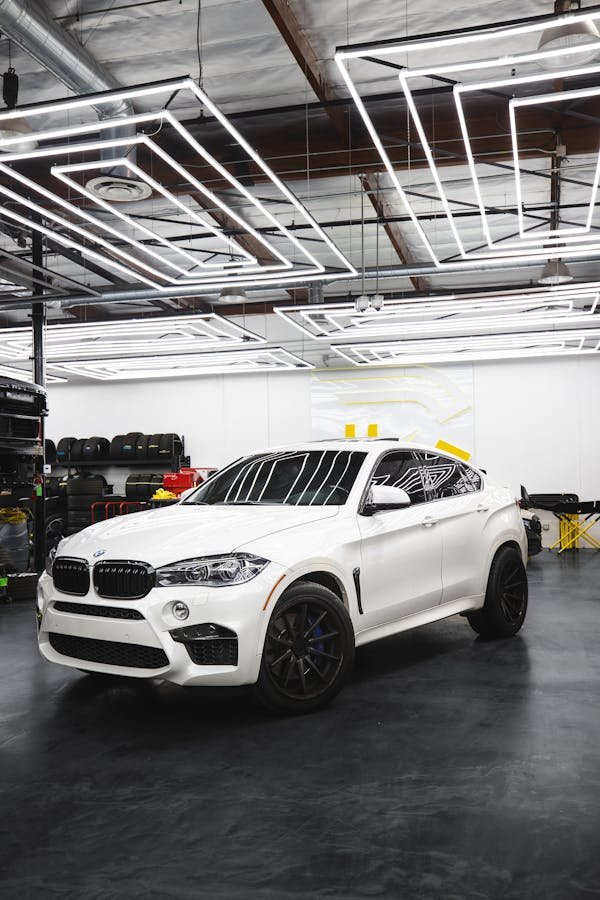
[0,63,38,153]
[537,1,600,68]
[218,286,249,303]
[538,259,573,285]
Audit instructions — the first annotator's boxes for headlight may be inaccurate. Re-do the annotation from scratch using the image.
[45,547,57,577]
[155,553,269,588]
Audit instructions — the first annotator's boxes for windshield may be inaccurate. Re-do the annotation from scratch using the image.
[185,449,367,507]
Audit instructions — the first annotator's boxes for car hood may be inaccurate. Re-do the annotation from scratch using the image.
[57,503,340,568]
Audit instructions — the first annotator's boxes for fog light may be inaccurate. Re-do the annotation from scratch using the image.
[172,601,189,620]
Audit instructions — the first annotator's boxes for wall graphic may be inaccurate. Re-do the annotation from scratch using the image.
[310,365,474,454]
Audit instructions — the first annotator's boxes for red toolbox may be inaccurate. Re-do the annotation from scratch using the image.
[162,467,216,496]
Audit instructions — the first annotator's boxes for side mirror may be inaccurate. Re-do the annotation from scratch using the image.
[179,486,197,502]
[362,484,412,515]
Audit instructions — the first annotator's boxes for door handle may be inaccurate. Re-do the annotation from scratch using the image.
[421,515,437,527]
[476,504,489,513]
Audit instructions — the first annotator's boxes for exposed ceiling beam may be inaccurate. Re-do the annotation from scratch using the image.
[261,0,348,138]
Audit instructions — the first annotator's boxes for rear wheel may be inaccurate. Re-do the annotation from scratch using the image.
[253,582,355,714]
[467,546,528,638]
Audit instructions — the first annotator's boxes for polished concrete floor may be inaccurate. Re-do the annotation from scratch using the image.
[1,552,599,899]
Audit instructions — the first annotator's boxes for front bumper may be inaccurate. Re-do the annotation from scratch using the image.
[37,563,287,686]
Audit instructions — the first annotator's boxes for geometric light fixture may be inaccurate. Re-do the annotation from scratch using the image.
[0,313,264,361]
[330,329,600,367]
[276,284,600,341]
[336,7,600,270]
[0,77,356,292]
[48,348,314,381]
[0,363,66,384]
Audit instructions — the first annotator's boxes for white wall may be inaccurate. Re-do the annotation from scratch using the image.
[46,371,311,492]
[46,354,600,504]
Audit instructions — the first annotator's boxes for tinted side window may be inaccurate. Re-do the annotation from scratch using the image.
[460,464,482,492]
[370,451,427,505]
[417,452,481,499]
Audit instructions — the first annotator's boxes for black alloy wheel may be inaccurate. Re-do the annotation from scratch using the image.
[497,555,528,625]
[254,582,354,714]
[467,546,528,638]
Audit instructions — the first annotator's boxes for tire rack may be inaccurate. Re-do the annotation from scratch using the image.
[50,436,185,533]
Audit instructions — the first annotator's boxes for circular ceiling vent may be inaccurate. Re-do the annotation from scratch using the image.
[85,175,152,203]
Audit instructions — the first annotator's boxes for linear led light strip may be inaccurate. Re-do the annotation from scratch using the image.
[0,110,259,273]
[330,330,600,367]
[56,157,259,273]
[49,348,314,381]
[401,63,600,261]
[0,313,264,361]
[0,363,66,384]
[452,62,600,247]
[284,297,579,335]
[276,288,600,339]
[510,85,600,242]
[0,78,356,288]
[335,9,600,269]
[399,56,600,248]
[0,135,296,289]
[0,130,324,288]
[336,7,600,60]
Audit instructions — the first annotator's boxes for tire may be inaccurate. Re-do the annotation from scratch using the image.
[158,433,182,459]
[82,436,109,460]
[56,437,76,463]
[147,433,162,459]
[136,434,150,459]
[109,435,125,460]
[67,496,99,512]
[45,513,65,551]
[467,546,528,638]
[125,474,140,500]
[122,432,141,459]
[45,439,57,463]
[69,438,86,462]
[253,582,355,715]
[66,475,106,495]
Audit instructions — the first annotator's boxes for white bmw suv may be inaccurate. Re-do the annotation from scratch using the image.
[38,441,528,713]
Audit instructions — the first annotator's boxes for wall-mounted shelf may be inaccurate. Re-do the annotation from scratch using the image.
[52,458,181,469]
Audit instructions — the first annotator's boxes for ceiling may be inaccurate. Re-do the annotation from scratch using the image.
[0,0,599,380]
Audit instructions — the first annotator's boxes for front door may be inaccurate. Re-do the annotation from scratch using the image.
[358,450,443,628]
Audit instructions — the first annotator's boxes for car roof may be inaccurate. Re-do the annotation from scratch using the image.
[248,439,473,460]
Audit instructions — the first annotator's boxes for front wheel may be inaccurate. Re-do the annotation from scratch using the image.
[253,581,355,714]
[467,546,528,638]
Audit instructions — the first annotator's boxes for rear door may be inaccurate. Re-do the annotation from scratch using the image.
[357,450,443,627]
[415,452,488,605]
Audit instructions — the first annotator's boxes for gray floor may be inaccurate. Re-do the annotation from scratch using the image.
[1,552,599,899]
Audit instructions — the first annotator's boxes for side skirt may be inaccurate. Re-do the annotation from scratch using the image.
[354,595,484,648]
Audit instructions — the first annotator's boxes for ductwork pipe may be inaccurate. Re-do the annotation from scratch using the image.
[0,257,559,311]
[0,0,132,118]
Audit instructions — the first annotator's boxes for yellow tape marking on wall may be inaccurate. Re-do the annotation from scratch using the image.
[435,439,471,461]
[367,423,379,438]
[345,423,356,438]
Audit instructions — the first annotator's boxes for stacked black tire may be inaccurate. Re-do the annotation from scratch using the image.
[126,473,164,501]
[66,474,107,535]
[56,433,182,464]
